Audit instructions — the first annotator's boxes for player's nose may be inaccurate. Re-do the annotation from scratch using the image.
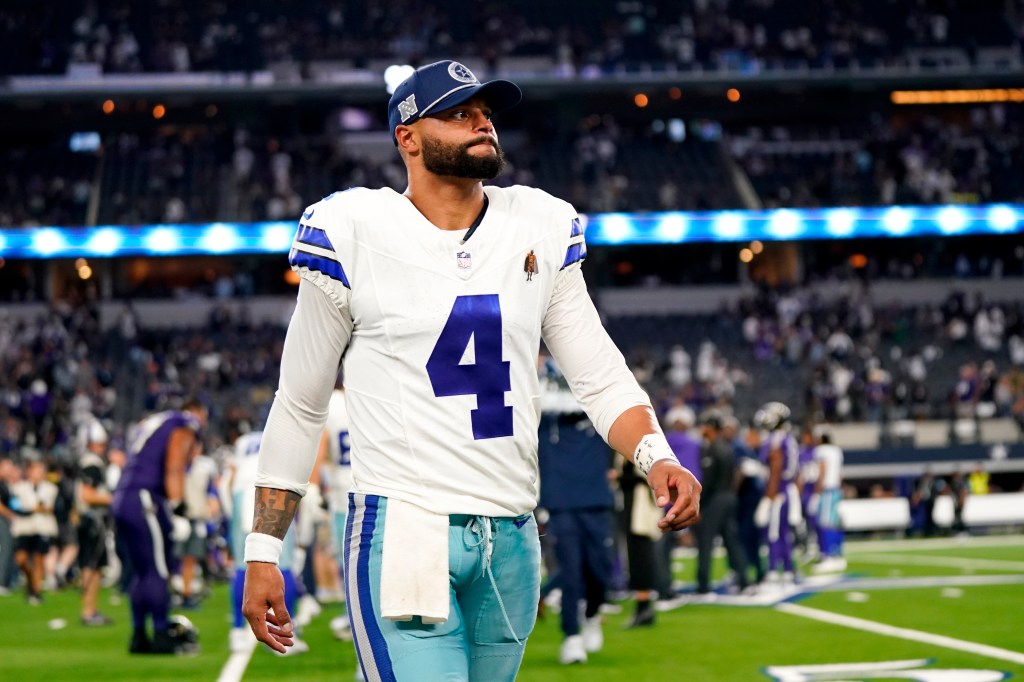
[471,108,494,133]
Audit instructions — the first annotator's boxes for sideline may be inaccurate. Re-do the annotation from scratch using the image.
[776,602,1024,666]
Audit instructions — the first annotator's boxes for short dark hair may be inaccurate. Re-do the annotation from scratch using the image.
[182,398,205,413]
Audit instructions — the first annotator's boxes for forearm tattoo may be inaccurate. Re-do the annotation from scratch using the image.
[252,488,301,540]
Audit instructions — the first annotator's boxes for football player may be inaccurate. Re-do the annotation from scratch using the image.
[242,60,701,682]
[753,402,802,586]
[111,400,206,654]
[227,430,306,655]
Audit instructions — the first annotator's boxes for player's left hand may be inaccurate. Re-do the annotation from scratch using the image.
[647,460,701,532]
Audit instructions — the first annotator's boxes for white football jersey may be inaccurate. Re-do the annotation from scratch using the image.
[814,443,844,490]
[324,389,352,512]
[259,185,650,517]
[233,431,262,532]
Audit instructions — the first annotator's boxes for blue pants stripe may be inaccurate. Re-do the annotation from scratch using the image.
[346,494,396,682]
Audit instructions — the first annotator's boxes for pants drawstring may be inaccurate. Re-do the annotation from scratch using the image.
[464,516,522,646]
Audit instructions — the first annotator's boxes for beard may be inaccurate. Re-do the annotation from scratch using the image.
[421,134,506,180]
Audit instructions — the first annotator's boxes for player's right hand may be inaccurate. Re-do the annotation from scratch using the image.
[242,562,294,653]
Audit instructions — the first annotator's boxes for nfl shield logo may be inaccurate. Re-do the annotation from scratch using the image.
[456,251,472,269]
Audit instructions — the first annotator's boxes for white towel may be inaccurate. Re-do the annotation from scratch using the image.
[379,498,450,624]
[630,483,663,539]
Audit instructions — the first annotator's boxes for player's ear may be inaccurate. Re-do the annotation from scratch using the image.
[395,125,419,154]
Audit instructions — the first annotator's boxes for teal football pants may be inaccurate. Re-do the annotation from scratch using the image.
[344,493,540,682]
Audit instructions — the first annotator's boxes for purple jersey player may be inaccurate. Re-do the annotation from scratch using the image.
[752,402,802,583]
[111,401,206,655]
[664,406,702,484]
[797,430,820,555]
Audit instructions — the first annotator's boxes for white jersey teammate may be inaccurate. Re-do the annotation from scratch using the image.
[812,433,846,572]
[242,59,701,682]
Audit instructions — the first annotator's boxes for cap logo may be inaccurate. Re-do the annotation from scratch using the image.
[448,62,477,84]
[397,94,418,123]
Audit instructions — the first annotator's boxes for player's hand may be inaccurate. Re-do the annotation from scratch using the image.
[647,460,701,532]
[242,562,294,653]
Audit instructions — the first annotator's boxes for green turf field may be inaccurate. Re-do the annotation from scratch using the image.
[2,535,1022,681]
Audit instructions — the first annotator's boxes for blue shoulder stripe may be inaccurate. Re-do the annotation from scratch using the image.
[570,217,583,238]
[294,224,335,252]
[290,248,351,288]
[561,240,588,269]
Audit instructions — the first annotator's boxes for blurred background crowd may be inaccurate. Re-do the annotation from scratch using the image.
[1,0,1022,623]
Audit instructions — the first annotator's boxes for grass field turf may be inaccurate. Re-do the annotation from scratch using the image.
[2,535,1022,681]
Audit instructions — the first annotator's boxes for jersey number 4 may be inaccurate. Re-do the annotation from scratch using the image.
[426,294,513,440]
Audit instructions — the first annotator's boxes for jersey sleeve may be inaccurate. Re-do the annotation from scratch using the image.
[288,199,354,312]
[541,211,652,443]
[255,279,353,496]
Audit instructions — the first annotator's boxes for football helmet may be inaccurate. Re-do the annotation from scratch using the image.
[753,402,791,432]
[166,614,200,655]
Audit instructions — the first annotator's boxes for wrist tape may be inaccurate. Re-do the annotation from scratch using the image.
[633,433,677,477]
[244,532,284,564]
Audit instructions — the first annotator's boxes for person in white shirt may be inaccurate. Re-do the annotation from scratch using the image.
[811,432,846,572]
[12,460,58,605]
[241,59,701,682]
[176,445,218,607]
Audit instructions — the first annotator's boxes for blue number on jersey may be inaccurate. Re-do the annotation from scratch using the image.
[336,430,351,466]
[426,294,513,440]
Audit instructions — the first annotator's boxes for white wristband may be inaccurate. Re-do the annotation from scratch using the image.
[633,433,678,477]
[244,533,284,565]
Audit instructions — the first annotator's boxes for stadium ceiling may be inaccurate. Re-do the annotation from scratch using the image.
[1,204,1020,260]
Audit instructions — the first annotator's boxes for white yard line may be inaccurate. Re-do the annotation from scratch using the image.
[851,552,1024,572]
[776,602,1024,666]
[846,535,1024,553]
[216,639,257,682]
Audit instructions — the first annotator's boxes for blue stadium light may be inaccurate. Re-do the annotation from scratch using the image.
[987,204,1019,233]
[260,222,294,252]
[1,203,1022,259]
[87,227,124,255]
[33,228,67,256]
[199,224,241,254]
[881,206,914,236]
[766,209,804,239]
[655,214,689,243]
[595,213,636,244]
[824,208,858,238]
[712,212,746,240]
[145,226,181,254]
[936,205,969,235]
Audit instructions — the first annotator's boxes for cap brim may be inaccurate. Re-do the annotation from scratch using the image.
[427,79,523,118]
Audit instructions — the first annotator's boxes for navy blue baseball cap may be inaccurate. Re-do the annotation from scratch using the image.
[388,60,522,143]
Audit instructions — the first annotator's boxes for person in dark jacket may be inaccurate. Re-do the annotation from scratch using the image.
[538,413,615,665]
[695,410,749,595]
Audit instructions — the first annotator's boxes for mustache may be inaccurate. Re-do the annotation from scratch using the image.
[463,136,499,151]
